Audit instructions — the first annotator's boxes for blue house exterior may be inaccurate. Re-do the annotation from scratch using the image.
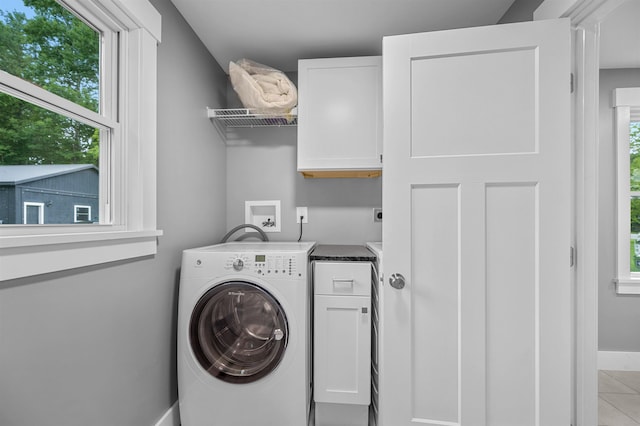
[0,165,99,225]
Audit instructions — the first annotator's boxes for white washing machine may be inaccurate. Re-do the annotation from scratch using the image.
[177,242,316,426]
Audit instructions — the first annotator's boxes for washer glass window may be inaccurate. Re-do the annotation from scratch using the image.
[189,281,288,383]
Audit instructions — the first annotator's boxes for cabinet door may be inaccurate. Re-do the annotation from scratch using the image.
[314,294,371,405]
[298,56,382,172]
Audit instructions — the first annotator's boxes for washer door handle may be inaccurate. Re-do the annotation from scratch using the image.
[273,329,284,341]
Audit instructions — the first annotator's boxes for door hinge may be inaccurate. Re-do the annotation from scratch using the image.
[570,73,575,94]
[570,246,576,267]
[380,154,383,163]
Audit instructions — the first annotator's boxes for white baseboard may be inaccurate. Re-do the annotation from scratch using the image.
[598,351,640,371]
[154,401,180,426]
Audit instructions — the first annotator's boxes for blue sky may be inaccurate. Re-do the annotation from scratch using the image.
[1,0,35,18]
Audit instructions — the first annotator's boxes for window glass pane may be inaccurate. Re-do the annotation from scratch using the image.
[631,122,640,190]
[0,0,100,113]
[631,235,640,273]
[632,196,640,273]
[0,93,100,225]
[629,122,640,272]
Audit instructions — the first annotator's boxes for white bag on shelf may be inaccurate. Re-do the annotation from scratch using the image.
[229,59,297,114]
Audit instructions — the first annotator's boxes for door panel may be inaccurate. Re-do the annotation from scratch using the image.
[411,48,537,157]
[485,184,536,425]
[24,203,43,224]
[411,184,459,423]
[382,19,571,426]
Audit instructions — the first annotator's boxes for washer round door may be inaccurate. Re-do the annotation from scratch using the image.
[189,281,289,384]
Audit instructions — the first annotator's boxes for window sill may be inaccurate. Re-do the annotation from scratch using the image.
[614,278,640,295]
[0,229,163,281]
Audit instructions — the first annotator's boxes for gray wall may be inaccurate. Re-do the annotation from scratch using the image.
[0,0,228,425]
[223,0,552,244]
[498,0,545,23]
[497,0,640,353]
[598,68,640,351]
[0,186,13,223]
[225,127,382,244]
[499,0,640,354]
[225,73,382,244]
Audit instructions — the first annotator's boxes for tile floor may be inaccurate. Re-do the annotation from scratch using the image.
[600,370,640,425]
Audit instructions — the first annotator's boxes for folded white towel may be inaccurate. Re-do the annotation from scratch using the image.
[229,59,297,114]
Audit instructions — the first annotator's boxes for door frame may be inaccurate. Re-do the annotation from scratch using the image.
[536,0,630,424]
[23,202,45,224]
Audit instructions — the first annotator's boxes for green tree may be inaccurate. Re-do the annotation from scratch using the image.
[630,122,640,190]
[629,122,640,232]
[0,0,99,166]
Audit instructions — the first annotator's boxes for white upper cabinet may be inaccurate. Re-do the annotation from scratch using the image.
[297,56,382,178]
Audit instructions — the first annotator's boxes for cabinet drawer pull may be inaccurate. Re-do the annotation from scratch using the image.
[332,278,354,290]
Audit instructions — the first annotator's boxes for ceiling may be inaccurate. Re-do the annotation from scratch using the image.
[170,0,517,74]
[170,0,639,74]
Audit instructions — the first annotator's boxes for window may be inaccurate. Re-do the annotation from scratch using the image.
[0,0,162,280]
[74,205,91,223]
[614,87,640,294]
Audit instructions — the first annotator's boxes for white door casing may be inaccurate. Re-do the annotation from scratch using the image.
[381,18,571,426]
[23,202,44,224]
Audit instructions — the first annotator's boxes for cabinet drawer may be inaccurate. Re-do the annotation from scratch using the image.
[314,262,371,296]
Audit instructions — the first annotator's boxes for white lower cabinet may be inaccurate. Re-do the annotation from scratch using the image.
[313,261,371,426]
[314,295,371,404]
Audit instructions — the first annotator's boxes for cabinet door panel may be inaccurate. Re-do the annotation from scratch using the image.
[298,56,382,171]
[314,295,371,405]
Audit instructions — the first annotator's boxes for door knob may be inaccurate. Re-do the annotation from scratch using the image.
[389,273,406,290]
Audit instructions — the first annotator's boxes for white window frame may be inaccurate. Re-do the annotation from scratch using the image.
[0,0,162,281]
[74,205,92,223]
[614,87,640,294]
[23,202,45,225]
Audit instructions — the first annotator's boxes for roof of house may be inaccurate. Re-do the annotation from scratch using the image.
[0,164,98,185]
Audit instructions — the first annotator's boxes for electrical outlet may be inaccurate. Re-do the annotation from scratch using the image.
[373,208,382,222]
[296,207,308,224]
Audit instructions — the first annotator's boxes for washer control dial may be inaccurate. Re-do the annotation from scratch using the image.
[232,258,244,271]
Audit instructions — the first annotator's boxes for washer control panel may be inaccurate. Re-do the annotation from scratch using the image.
[224,253,301,277]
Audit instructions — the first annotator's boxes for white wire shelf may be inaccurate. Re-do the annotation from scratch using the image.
[207,107,297,130]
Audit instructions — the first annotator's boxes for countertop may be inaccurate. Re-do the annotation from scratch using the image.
[309,244,376,262]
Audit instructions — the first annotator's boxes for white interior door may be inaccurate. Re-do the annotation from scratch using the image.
[381,19,571,426]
